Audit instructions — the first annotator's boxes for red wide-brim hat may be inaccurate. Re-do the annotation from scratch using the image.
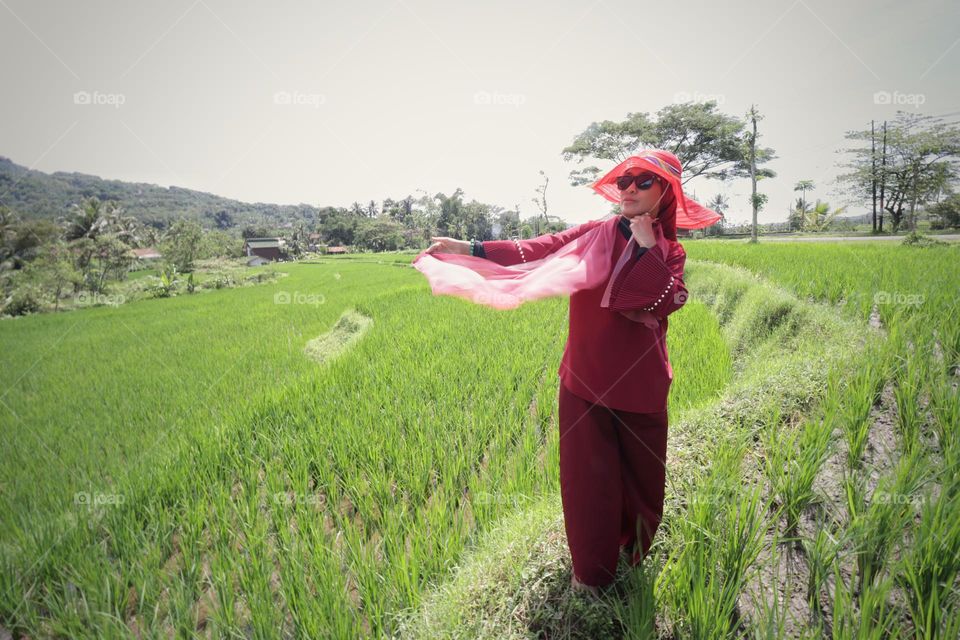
[590,149,722,230]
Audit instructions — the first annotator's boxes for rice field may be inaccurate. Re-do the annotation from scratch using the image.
[1,240,958,638]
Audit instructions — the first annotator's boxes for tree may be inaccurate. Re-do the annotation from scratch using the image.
[11,242,80,311]
[562,101,776,188]
[838,112,960,232]
[788,197,811,232]
[64,197,106,241]
[241,224,270,239]
[928,192,960,229]
[86,234,133,292]
[212,210,234,230]
[356,218,404,251]
[794,180,815,213]
[744,105,772,242]
[434,189,465,237]
[163,219,203,272]
[803,200,845,232]
[704,194,729,236]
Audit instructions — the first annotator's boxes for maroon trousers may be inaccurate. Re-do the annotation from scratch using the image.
[558,382,669,587]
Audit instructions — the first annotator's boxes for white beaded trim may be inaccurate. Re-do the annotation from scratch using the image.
[512,238,527,263]
[642,275,675,312]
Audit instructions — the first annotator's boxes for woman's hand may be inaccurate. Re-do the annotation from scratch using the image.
[425,236,471,255]
[628,212,659,249]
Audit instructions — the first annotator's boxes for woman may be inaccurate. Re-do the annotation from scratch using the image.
[415,150,720,594]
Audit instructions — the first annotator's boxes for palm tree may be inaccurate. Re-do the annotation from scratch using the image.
[64,197,109,241]
[794,180,815,214]
[804,200,845,232]
[707,193,729,217]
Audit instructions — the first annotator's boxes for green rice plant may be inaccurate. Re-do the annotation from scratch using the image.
[611,558,658,640]
[893,351,926,454]
[830,559,901,640]
[829,353,883,472]
[928,369,959,456]
[848,446,931,595]
[800,515,845,622]
[895,478,960,640]
[745,542,791,640]
[761,409,834,537]
[658,441,770,639]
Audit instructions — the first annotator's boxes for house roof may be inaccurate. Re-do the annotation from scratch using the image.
[244,238,282,249]
[131,247,162,258]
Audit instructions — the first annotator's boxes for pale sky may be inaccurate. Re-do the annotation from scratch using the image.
[1,0,958,226]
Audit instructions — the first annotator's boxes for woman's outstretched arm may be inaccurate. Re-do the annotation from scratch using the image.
[478,219,604,266]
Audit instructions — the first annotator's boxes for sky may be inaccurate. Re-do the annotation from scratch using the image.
[1,0,958,226]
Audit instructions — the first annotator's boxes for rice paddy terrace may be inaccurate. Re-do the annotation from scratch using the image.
[1,241,957,638]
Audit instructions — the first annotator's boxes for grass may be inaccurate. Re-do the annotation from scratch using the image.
[2,238,958,638]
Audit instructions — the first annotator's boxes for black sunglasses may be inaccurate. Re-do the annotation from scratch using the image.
[616,173,658,191]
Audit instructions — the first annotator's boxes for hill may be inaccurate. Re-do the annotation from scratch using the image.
[0,155,330,229]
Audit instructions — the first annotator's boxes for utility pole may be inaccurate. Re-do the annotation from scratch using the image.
[879,121,887,232]
[749,106,759,243]
[871,120,877,232]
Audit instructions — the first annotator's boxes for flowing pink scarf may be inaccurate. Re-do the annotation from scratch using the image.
[411,215,672,328]
[411,150,721,330]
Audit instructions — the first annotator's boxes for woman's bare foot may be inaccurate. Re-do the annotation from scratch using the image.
[570,574,600,596]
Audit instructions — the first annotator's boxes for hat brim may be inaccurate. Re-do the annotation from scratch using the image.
[591,155,722,230]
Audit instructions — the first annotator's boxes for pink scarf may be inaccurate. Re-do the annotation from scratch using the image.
[411,215,672,328]
[411,150,720,330]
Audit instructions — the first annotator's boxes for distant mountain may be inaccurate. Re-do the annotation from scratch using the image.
[0,155,330,229]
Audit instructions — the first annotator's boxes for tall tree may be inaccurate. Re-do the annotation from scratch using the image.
[793,180,815,214]
[838,111,960,232]
[744,105,770,243]
[562,101,776,188]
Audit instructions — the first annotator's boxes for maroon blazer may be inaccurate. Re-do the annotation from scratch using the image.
[479,215,688,413]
